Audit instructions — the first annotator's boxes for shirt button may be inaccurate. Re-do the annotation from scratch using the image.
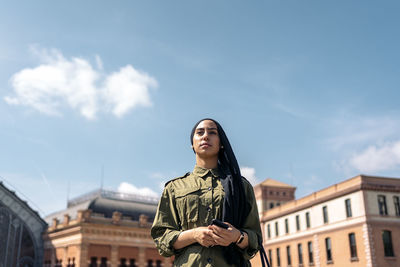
[207,207,211,212]
[207,258,212,263]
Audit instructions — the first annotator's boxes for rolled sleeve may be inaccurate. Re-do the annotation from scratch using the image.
[238,179,263,260]
[151,184,182,257]
[153,228,182,257]
[241,228,259,259]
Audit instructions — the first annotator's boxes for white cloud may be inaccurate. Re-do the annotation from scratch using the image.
[117,182,159,198]
[326,115,400,151]
[325,114,400,175]
[4,47,157,119]
[103,65,155,117]
[349,141,400,173]
[240,166,258,185]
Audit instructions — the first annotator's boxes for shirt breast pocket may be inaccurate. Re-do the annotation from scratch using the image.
[175,186,200,228]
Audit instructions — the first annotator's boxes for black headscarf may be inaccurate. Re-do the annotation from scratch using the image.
[190,118,251,266]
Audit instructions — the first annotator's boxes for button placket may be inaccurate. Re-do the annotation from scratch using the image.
[206,176,213,221]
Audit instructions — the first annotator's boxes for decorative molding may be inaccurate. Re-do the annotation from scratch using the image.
[362,223,374,267]
[313,234,320,267]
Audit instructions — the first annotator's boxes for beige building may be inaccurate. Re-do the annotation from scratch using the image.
[43,189,173,267]
[252,175,400,267]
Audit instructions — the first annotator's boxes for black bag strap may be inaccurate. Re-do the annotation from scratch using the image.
[258,240,271,267]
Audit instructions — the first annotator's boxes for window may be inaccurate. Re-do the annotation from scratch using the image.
[306,212,310,228]
[307,241,314,264]
[156,260,162,267]
[285,218,289,234]
[270,203,275,209]
[296,215,300,231]
[90,257,97,267]
[100,258,107,267]
[394,196,400,216]
[348,233,358,259]
[345,199,352,218]
[120,258,128,267]
[298,243,303,265]
[283,192,286,196]
[275,221,279,236]
[268,249,272,267]
[147,260,153,267]
[382,230,395,257]
[286,246,291,266]
[325,238,332,262]
[276,202,280,206]
[323,206,329,223]
[267,224,271,238]
[277,247,281,267]
[129,259,136,267]
[378,195,388,215]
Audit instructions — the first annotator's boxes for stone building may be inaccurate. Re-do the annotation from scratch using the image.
[0,181,47,267]
[253,175,400,267]
[43,189,172,267]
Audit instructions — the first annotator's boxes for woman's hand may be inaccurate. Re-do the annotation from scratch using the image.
[193,227,216,247]
[208,222,242,247]
[173,227,216,249]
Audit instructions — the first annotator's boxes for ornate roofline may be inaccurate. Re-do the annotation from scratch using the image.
[67,188,159,208]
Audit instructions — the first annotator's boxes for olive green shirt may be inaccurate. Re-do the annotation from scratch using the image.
[151,165,262,267]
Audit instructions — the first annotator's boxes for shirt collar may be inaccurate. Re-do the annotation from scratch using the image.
[193,165,221,178]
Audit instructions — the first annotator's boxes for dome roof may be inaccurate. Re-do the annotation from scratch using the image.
[88,195,157,220]
[45,189,159,224]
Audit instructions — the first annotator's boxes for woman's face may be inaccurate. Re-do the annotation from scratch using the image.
[192,120,220,159]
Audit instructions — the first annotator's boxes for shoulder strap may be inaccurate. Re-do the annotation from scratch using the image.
[258,240,271,267]
[164,172,190,187]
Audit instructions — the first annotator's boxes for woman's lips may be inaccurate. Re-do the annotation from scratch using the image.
[200,143,211,148]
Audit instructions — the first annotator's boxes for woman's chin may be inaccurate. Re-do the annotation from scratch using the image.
[197,151,219,159]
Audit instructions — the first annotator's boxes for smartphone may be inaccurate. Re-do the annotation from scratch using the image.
[211,219,229,229]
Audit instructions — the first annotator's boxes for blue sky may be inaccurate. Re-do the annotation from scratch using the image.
[1,1,400,216]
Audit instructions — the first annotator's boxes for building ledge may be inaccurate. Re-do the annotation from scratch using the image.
[384,256,396,260]
[350,257,359,262]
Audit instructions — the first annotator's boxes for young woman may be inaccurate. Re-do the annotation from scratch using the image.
[151,119,262,266]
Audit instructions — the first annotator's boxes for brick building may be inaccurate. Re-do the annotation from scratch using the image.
[252,175,400,267]
[43,189,172,267]
[253,179,296,217]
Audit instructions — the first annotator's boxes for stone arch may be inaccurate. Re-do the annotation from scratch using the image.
[0,184,46,267]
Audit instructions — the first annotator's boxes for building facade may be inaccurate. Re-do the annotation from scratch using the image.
[43,189,172,267]
[0,181,47,267]
[254,175,400,267]
[253,179,296,217]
